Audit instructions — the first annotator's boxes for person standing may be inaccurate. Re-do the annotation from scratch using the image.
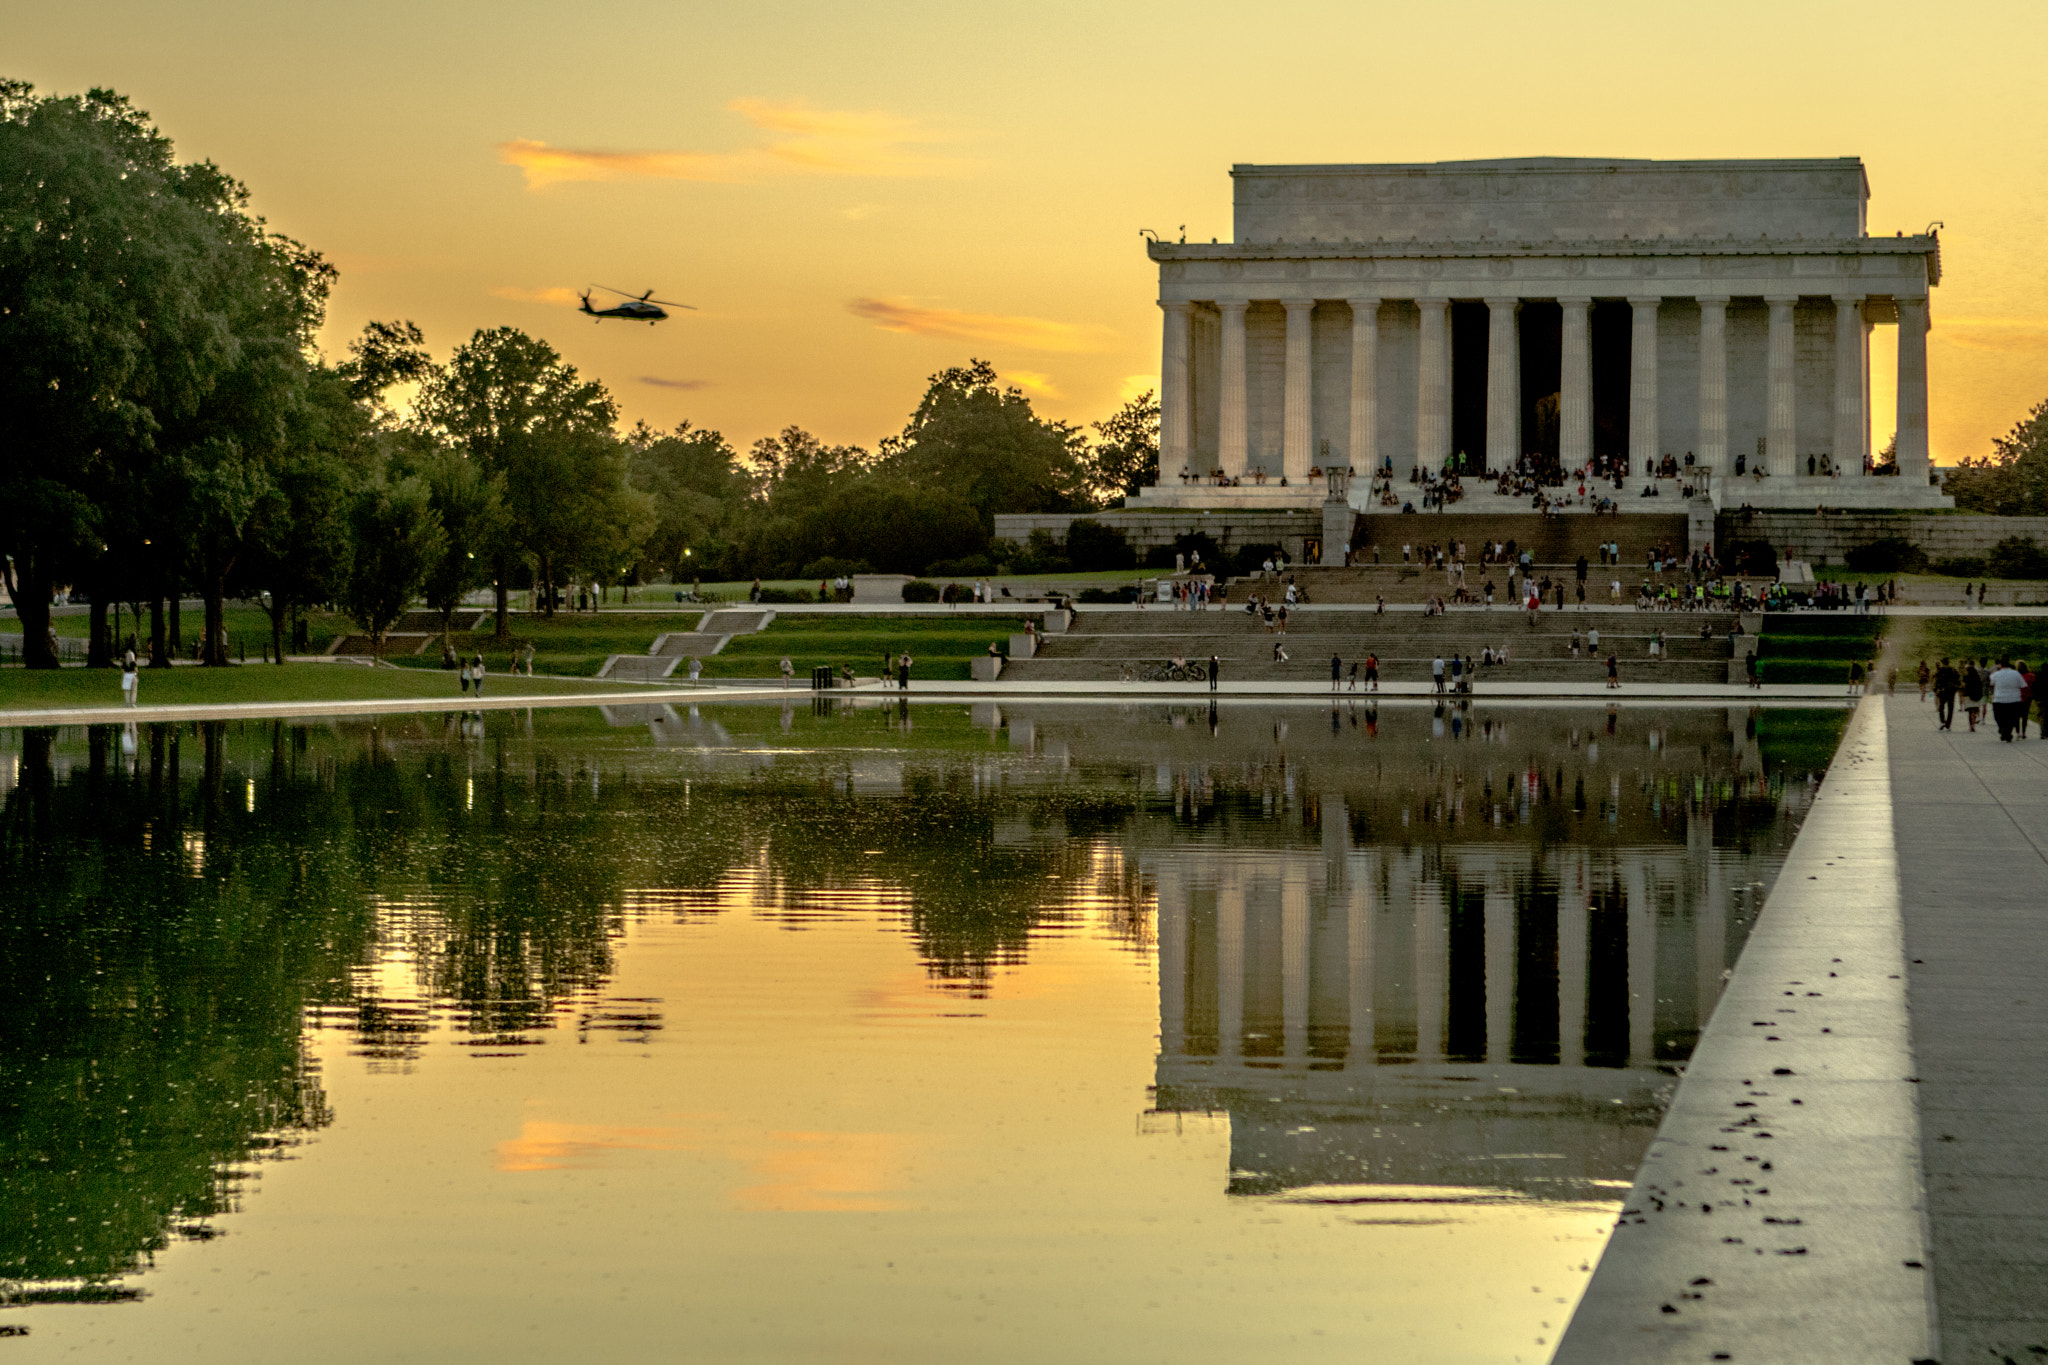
[1364,652,1379,693]
[1330,654,1343,692]
[2021,661,2036,738]
[897,652,913,691]
[1606,652,1620,690]
[460,656,472,694]
[1745,648,1760,689]
[119,648,139,707]
[1988,659,2025,741]
[688,657,703,682]
[1207,653,1220,692]
[1932,657,1959,730]
[1432,655,1446,694]
[779,656,795,688]
[470,653,487,697]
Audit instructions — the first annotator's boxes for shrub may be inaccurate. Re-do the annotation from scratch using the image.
[799,556,872,579]
[926,553,996,577]
[1928,556,1987,578]
[1064,519,1136,571]
[1722,540,1779,578]
[1227,542,1285,577]
[756,587,815,604]
[1077,585,1139,604]
[1986,536,2048,580]
[1010,528,1072,575]
[1842,536,1924,573]
[900,580,942,603]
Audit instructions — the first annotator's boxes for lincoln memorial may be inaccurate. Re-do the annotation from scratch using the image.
[1134,157,1951,513]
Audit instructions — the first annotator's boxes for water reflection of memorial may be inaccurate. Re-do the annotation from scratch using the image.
[1136,712,1810,1205]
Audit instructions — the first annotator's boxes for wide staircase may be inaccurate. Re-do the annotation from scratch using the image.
[1004,606,1737,686]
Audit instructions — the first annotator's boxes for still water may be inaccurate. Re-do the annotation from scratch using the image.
[0,698,1842,1363]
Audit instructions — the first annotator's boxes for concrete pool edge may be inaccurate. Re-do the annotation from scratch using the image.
[0,679,1861,728]
[1553,695,1938,1363]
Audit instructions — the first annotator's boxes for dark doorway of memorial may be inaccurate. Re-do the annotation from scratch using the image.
[1518,301,1562,463]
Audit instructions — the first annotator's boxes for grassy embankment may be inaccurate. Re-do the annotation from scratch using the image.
[1754,615,1887,685]
[0,662,625,712]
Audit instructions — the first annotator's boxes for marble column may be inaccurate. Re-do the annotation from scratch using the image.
[1414,878,1446,1064]
[1484,297,1518,472]
[1765,296,1798,478]
[1156,863,1187,1058]
[1895,295,1932,485]
[1283,298,1314,481]
[1558,856,1589,1067]
[1484,884,1515,1065]
[1697,297,1729,477]
[1218,300,1249,479]
[1417,298,1450,476]
[1626,860,1655,1067]
[1346,873,1375,1068]
[1159,301,1192,480]
[1628,296,1660,480]
[1348,298,1380,477]
[1833,296,1866,476]
[1217,871,1245,1064]
[1559,296,1592,468]
[1282,867,1310,1062]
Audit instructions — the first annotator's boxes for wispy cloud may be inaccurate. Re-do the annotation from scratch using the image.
[847,297,1114,354]
[640,376,711,391]
[1003,370,1061,399]
[491,285,581,305]
[498,99,959,190]
[1933,318,2048,352]
[1119,373,1159,402]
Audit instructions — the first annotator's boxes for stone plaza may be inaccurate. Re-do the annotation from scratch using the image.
[1133,156,1951,518]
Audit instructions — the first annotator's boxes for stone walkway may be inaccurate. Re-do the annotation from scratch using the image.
[1887,693,2048,1361]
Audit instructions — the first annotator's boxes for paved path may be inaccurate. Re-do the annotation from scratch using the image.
[1887,692,2048,1361]
[1556,696,1938,1363]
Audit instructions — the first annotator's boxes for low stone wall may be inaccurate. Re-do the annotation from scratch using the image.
[993,509,1329,563]
[1718,509,2048,565]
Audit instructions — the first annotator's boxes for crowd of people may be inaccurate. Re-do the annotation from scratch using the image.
[1921,657,2040,743]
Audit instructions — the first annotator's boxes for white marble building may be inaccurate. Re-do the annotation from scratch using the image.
[1138,157,1949,512]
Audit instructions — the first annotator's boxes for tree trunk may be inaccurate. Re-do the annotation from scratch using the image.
[6,556,59,669]
[268,598,288,665]
[540,553,555,618]
[88,596,112,669]
[150,595,168,668]
[203,579,226,667]
[493,562,510,640]
[169,589,183,657]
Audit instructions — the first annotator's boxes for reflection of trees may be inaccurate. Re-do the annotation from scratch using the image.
[0,726,354,1287]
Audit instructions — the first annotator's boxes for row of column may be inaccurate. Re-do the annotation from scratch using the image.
[1156,852,1709,1070]
[1158,294,1931,486]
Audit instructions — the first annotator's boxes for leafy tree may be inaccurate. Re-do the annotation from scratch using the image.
[1946,397,2048,515]
[415,328,624,631]
[627,420,744,582]
[410,444,508,640]
[339,319,435,423]
[0,82,327,668]
[1063,519,1136,571]
[1086,389,1160,504]
[340,475,444,655]
[878,359,1089,530]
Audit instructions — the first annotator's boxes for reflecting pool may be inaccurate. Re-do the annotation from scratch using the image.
[0,699,1844,1363]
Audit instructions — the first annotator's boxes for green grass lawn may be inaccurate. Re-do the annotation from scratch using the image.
[1887,616,2048,671]
[1756,616,1886,683]
[0,662,627,712]
[697,615,1030,681]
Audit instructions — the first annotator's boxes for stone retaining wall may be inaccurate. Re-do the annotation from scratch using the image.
[1718,509,2048,564]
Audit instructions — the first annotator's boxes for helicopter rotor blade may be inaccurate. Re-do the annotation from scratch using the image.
[643,298,697,310]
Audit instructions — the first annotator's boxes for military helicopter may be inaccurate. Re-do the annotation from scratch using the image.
[578,285,696,323]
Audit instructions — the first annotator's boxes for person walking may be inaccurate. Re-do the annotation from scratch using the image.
[460,656,472,694]
[2020,661,2035,738]
[1745,648,1760,689]
[119,648,139,708]
[1208,653,1220,692]
[1990,659,2026,741]
[1933,657,1959,730]
[1606,652,1620,689]
[1347,659,1359,692]
[1917,659,1930,702]
[1364,652,1379,693]
[1962,661,1985,731]
[779,656,795,688]
[688,657,703,682]
[470,653,487,697]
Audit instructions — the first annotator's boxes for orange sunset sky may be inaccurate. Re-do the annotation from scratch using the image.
[12,0,2048,462]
